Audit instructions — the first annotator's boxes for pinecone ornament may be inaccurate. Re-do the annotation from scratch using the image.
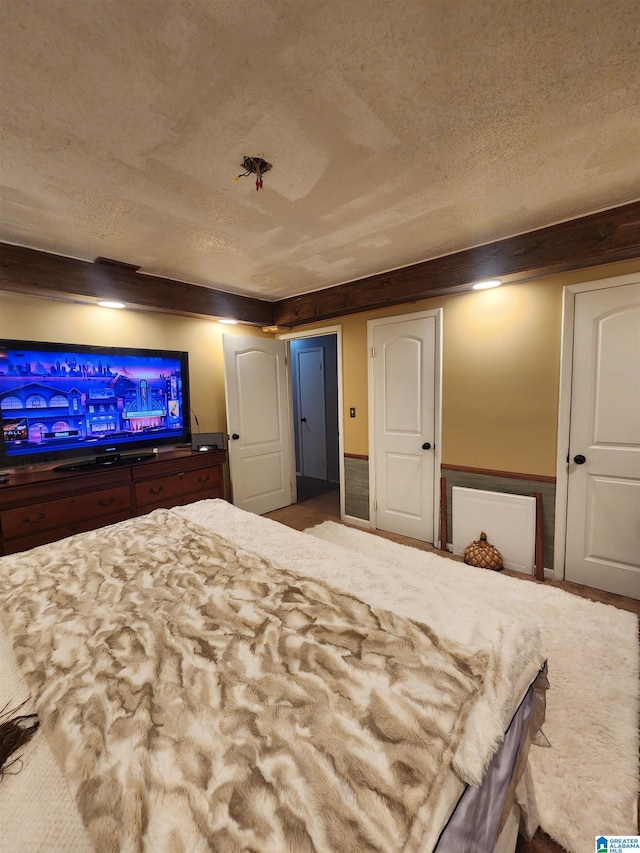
[464,532,503,571]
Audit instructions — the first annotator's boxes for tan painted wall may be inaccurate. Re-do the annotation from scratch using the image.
[2,259,639,478]
[0,291,266,436]
[291,259,640,477]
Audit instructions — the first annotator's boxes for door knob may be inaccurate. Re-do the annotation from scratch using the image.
[231,433,240,440]
[300,417,307,422]
[573,454,586,464]
[421,442,431,450]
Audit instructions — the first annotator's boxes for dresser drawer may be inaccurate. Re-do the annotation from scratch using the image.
[0,485,132,541]
[135,465,220,509]
[1,511,131,556]
[136,486,223,517]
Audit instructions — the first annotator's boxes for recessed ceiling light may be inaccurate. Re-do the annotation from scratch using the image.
[472,279,502,291]
[97,300,125,309]
[218,318,238,325]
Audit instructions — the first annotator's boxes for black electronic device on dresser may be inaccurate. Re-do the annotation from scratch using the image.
[191,432,225,452]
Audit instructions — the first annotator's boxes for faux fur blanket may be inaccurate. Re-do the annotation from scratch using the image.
[175,500,546,788]
[0,509,491,853]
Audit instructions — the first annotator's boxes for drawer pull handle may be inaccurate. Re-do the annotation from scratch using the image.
[98,497,116,507]
[198,475,211,484]
[23,512,46,524]
[149,486,165,495]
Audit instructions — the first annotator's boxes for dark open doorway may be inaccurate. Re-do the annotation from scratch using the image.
[289,334,340,515]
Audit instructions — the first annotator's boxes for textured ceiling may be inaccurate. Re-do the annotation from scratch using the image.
[1,0,639,301]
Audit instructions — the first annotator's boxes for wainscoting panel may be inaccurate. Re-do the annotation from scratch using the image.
[344,456,369,520]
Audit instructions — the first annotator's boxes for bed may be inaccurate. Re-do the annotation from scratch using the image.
[0,499,548,852]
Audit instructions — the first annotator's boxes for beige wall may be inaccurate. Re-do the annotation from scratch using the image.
[290,259,640,477]
[2,258,639,478]
[296,285,562,474]
[0,291,266,436]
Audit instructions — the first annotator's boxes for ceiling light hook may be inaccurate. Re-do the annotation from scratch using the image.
[236,155,271,190]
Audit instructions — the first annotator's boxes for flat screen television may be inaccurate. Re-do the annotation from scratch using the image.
[0,339,190,471]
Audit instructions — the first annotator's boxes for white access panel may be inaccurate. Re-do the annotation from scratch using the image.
[452,487,536,573]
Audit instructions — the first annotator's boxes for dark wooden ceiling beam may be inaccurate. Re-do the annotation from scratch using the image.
[273,201,640,327]
[0,243,275,326]
[2,201,639,329]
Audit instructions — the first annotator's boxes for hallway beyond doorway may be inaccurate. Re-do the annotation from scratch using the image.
[296,476,339,517]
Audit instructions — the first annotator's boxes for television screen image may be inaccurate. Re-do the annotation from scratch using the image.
[0,340,190,468]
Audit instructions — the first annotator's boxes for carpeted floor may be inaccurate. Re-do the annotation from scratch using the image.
[265,491,640,853]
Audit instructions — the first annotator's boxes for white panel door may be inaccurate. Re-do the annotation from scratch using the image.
[297,347,327,480]
[223,335,293,515]
[565,282,640,599]
[370,312,439,542]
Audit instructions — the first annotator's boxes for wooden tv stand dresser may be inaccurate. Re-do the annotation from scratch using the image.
[0,448,226,556]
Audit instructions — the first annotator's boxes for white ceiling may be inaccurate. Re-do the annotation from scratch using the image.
[1,0,639,302]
